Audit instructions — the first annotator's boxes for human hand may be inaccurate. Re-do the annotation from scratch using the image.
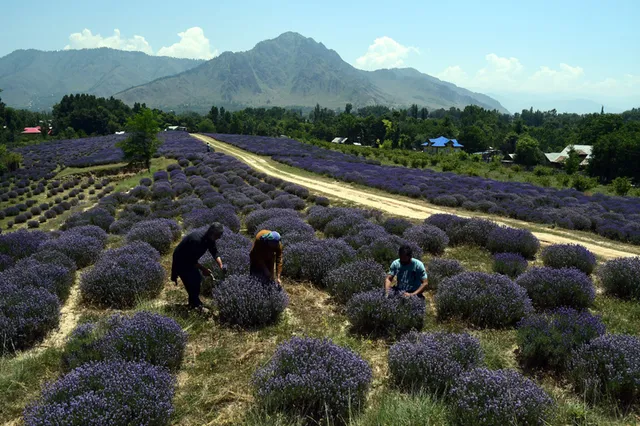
[402,292,412,298]
[202,268,213,277]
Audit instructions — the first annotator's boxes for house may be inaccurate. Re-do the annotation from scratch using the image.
[21,126,52,136]
[421,136,464,154]
[165,125,188,132]
[473,148,502,162]
[544,145,592,167]
[331,137,348,144]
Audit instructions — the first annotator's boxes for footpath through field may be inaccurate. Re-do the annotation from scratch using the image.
[192,134,640,260]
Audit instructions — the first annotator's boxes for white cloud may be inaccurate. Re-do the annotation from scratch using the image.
[436,54,639,98]
[63,27,217,60]
[64,29,153,55]
[157,27,217,60]
[355,36,419,70]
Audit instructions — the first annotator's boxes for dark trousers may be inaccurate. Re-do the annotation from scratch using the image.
[179,267,203,308]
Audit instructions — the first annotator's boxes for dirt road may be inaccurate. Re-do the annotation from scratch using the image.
[193,134,639,260]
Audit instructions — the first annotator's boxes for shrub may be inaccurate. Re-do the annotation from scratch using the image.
[389,332,484,393]
[14,213,28,224]
[450,368,554,426]
[402,224,449,255]
[253,337,372,422]
[183,206,240,232]
[347,290,425,337]
[436,272,533,328]
[66,225,108,246]
[541,244,596,275]
[324,213,367,238]
[0,253,14,272]
[0,284,60,353]
[23,360,175,426]
[487,226,540,259]
[27,220,39,228]
[516,267,595,310]
[315,196,330,207]
[2,257,75,301]
[212,275,289,327]
[140,177,153,187]
[38,233,103,268]
[80,242,165,308]
[322,259,386,303]
[383,217,413,236]
[32,250,77,273]
[256,216,315,240]
[356,235,423,266]
[597,256,640,300]
[62,207,114,231]
[427,258,464,290]
[62,312,187,372]
[493,252,528,278]
[126,220,175,254]
[568,334,640,405]
[0,229,49,260]
[284,239,356,285]
[517,308,605,371]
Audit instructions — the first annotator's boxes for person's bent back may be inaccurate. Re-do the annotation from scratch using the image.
[249,230,282,286]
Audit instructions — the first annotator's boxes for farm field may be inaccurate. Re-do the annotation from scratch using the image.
[1,132,639,426]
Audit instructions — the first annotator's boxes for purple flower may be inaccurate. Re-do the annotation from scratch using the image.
[427,258,465,290]
[517,307,605,371]
[402,224,449,255]
[597,256,640,300]
[126,219,178,255]
[516,267,595,310]
[450,368,554,425]
[0,229,50,260]
[252,336,372,421]
[212,274,289,327]
[541,244,597,275]
[436,272,533,328]
[23,360,175,426]
[284,238,356,285]
[389,331,484,393]
[487,226,540,259]
[347,290,425,337]
[383,217,413,236]
[322,259,386,304]
[38,232,104,268]
[493,252,528,278]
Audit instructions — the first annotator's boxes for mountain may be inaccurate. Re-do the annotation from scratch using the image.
[0,48,204,110]
[487,92,624,114]
[116,32,508,113]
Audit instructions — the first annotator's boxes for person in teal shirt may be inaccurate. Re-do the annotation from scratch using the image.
[385,245,429,298]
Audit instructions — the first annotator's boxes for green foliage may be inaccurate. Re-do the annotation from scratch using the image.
[197,118,216,133]
[571,174,598,192]
[117,108,161,170]
[514,134,544,166]
[533,165,553,176]
[611,177,632,196]
[52,94,132,136]
[564,146,582,175]
[589,124,640,183]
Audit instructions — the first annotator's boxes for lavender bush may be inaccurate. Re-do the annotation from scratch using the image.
[427,258,465,290]
[38,232,104,268]
[356,235,423,266]
[62,207,114,231]
[402,224,449,255]
[517,308,606,371]
[283,239,356,285]
[383,217,413,236]
[346,290,425,337]
[0,253,14,271]
[493,253,528,278]
[0,284,60,353]
[66,225,109,246]
[436,272,533,328]
[2,257,74,301]
[597,256,640,300]
[541,244,597,275]
[245,208,300,235]
[80,242,165,308]
[568,334,640,404]
[486,226,540,259]
[322,259,386,304]
[23,360,175,426]
[212,274,289,327]
[63,312,187,372]
[0,229,49,260]
[389,332,484,393]
[253,336,372,422]
[126,220,175,255]
[183,206,240,232]
[450,368,554,425]
[516,267,595,310]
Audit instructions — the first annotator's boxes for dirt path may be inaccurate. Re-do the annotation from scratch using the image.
[193,134,639,260]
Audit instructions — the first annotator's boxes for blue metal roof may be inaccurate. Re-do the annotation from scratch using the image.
[421,136,464,148]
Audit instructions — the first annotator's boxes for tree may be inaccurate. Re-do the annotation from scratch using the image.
[612,177,632,196]
[564,146,581,175]
[117,108,160,170]
[459,125,489,153]
[420,107,428,120]
[344,103,353,115]
[514,134,544,167]
[208,106,219,125]
[409,104,419,119]
[197,118,215,133]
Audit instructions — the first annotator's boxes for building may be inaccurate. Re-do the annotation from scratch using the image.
[421,136,464,154]
[331,137,348,144]
[165,125,188,132]
[544,145,592,167]
[21,126,52,136]
[472,148,502,162]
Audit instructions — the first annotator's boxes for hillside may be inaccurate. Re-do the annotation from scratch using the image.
[116,32,508,113]
[0,48,203,110]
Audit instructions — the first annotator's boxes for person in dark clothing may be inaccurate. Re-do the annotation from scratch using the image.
[171,222,226,308]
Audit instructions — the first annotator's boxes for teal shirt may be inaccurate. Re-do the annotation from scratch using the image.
[388,259,428,293]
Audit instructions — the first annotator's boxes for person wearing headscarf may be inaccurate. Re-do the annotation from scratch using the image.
[249,229,283,286]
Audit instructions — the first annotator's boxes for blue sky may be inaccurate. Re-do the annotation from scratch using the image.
[1,0,639,109]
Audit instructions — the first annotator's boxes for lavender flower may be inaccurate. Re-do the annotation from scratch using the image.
[347,290,425,337]
[427,258,465,290]
[322,259,386,304]
[493,252,528,278]
[516,267,595,310]
[487,226,540,259]
[402,224,449,255]
[389,331,484,393]
[541,244,597,275]
[253,336,372,422]
[597,256,640,300]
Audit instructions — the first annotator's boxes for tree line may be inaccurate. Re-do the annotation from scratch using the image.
[0,90,638,184]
